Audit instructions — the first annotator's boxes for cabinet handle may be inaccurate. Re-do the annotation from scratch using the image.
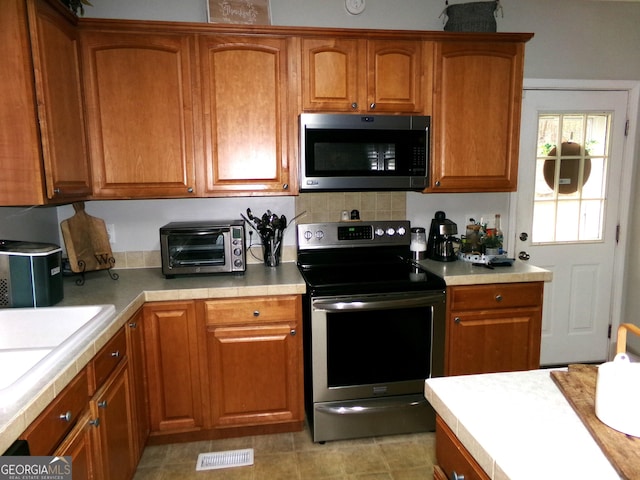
[495,294,503,302]
[454,317,461,324]
[89,418,100,427]
[98,400,108,409]
[59,411,72,422]
[369,102,376,110]
[128,322,137,328]
[351,102,358,110]
[290,329,297,336]
[111,350,121,358]
[452,472,465,480]
[253,310,260,317]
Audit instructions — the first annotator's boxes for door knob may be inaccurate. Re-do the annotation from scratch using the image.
[518,251,531,261]
[519,232,528,241]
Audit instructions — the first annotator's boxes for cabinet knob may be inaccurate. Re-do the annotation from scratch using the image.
[434,180,441,187]
[53,188,61,195]
[187,187,194,193]
[283,183,289,190]
[495,294,503,302]
[369,102,376,110]
[290,329,297,336]
[98,400,108,409]
[253,310,260,317]
[452,471,465,480]
[454,317,461,324]
[59,411,72,422]
[89,418,100,427]
[128,322,137,329]
[351,102,358,110]
[111,350,120,358]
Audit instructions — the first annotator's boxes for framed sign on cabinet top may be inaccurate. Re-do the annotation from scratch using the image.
[208,0,272,25]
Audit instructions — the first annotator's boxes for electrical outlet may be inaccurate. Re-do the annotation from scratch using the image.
[106,224,116,244]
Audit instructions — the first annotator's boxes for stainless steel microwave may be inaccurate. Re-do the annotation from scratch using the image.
[160,220,245,278]
[299,113,430,192]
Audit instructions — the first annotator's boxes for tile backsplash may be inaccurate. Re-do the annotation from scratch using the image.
[294,192,407,224]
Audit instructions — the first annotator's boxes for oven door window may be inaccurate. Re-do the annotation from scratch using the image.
[326,306,432,387]
[167,231,226,267]
[305,129,426,177]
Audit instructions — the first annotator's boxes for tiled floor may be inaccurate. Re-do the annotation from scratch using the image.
[133,424,436,480]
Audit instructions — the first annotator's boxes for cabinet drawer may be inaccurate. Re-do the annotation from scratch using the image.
[204,295,300,326]
[89,327,127,394]
[448,282,543,311]
[435,415,489,480]
[21,368,89,455]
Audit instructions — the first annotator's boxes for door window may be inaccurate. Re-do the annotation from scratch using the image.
[532,113,611,243]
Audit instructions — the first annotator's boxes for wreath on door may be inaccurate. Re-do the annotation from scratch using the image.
[543,142,591,194]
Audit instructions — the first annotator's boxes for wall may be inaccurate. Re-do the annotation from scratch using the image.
[1,0,639,308]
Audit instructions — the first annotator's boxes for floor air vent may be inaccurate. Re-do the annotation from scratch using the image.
[195,448,254,471]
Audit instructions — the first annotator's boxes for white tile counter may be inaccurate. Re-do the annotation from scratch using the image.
[419,258,552,285]
[425,370,620,479]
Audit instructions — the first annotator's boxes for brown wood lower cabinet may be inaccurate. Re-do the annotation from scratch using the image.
[435,415,489,480]
[445,282,544,376]
[204,296,304,429]
[20,324,141,480]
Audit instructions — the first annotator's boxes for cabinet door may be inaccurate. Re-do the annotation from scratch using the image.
[28,0,91,200]
[54,410,96,480]
[198,35,294,195]
[431,41,526,192]
[208,322,302,427]
[125,309,149,461]
[81,31,196,198]
[447,307,542,376]
[301,37,361,112]
[91,360,136,480]
[367,39,426,113]
[143,301,208,434]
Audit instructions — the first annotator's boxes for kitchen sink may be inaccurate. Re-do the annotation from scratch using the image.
[0,305,116,407]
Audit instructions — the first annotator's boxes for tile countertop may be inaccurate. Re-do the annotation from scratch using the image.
[425,370,620,480]
[0,263,306,455]
[418,258,552,285]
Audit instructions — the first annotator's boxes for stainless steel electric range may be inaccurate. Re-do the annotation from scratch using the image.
[296,220,446,443]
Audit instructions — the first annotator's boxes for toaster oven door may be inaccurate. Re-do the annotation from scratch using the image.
[164,229,229,270]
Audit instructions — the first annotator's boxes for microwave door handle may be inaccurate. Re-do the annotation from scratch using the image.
[312,295,439,312]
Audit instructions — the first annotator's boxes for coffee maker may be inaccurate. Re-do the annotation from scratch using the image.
[426,211,458,262]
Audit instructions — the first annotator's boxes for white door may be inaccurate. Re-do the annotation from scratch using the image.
[515,89,629,365]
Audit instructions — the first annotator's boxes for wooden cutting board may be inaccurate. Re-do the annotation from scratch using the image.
[60,202,114,273]
[551,364,640,479]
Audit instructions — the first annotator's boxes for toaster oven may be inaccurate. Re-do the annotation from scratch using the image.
[160,220,245,278]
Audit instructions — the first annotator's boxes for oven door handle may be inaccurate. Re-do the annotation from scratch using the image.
[312,294,442,312]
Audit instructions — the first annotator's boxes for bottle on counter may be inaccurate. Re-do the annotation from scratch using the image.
[494,214,504,254]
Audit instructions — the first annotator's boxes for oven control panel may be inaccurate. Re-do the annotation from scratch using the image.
[297,221,410,249]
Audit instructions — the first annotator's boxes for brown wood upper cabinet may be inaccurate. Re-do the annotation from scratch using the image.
[430,39,530,192]
[301,37,429,114]
[198,35,295,195]
[0,0,91,205]
[80,30,197,198]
